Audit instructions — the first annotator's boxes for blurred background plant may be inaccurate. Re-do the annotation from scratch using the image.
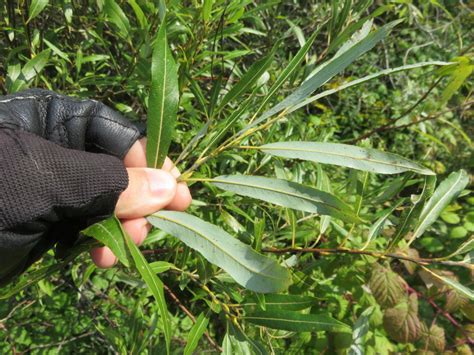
[0,0,472,353]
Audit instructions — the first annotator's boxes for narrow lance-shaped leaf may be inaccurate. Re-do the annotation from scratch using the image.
[243,20,401,131]
[82,217,130,267]
[211,175,360,223]
[363,199,404,250]
[242,294,316,312]
[120,219,172,353]
[217,48,276,112]
[146,23,179,168]
[421,266,474,300]
[245,309,351,333]
[260,142,435,175]
[409,170,469,244]
[27,0,49,23]
[104,0,131,38]
[317,165,332,234]
[147,211,292,293]
[287,61,450,114]
[247,28,320,124]
[442,237,474,260]
[22,49,51,81]
[184,313,209,355]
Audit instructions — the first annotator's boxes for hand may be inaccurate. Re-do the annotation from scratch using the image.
[90,138,192,267]
[0,89,191,283]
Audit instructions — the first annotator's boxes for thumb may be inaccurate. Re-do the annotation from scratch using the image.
[115,168,177,219]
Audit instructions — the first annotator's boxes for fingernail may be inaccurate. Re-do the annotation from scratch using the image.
[146,169,176,198]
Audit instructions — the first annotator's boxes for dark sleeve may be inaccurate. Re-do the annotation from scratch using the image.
[0,128,129,284]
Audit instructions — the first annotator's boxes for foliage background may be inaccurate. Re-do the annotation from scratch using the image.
[0,0,473,353]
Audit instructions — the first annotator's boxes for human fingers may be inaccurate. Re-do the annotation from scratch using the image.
[115,168,177,219]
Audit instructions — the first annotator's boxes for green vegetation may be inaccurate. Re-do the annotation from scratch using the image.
[1,0,473,353]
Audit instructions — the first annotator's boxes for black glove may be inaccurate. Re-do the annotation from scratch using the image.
[0,89,140,284]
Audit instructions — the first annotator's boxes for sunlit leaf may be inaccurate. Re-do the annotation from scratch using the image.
[260,142,435,175]
[146,22,179,168]
[211,175,360,222]
[245,20,401,130]
[410,170,469,243]
[27,0,49,23]
[147,211,292,293]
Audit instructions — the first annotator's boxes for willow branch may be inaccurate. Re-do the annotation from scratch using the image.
[261,247,472,269]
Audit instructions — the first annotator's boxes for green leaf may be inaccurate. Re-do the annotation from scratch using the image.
[146,23,179,168]
[363,199,403,249]
[317,165,332,234]
[440,59,473,103]
[22,49,51,81]
[104,0,131,38]
[260,142,435,175]
[147,211,292,293]
[287,61,450,114]
[246,20,401,129]
[120,220,172,353]
[349,306,374,355]
[27,0,49,23]
[421,266,474,300]
[442,237,474,260]
[210,175,359,223]
[0,241,93,299]
[127,0,148,29]
[184,313,209,355]
[202,0,213,22]
[82,217,130,267]
[149,261,175,274]
[245,310,351,333]
[243,294,316,311]
[217,50,275,112]
[247,28,320,124]
[410,170,469,243]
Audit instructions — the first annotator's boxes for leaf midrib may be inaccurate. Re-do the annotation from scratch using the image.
[211,177,346,213]
[245,316,348,329]
[413,172,465,238]
[261,145,431,173]
[152,214,286,282]
[153,37,168,168]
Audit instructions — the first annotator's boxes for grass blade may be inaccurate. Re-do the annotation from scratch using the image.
[260,141,435,175]
[245,310,351,333]
[147,211,292,293]
[211,175,359,222]
[146,22,179,168]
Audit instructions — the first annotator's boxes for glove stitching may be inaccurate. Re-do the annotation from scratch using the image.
[0,94,54,104]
